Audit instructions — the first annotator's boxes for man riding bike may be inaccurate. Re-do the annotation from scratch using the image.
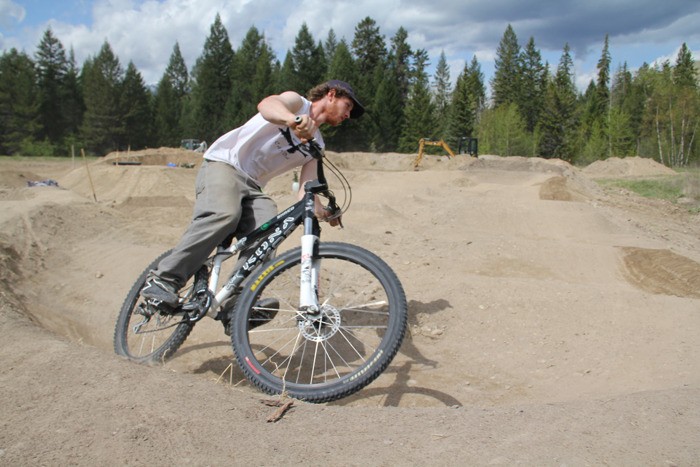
[140,80,365,332]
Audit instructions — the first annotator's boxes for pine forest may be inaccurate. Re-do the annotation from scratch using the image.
[0,16,698,167]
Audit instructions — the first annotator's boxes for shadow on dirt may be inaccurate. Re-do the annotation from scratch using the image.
[331,298,463,408]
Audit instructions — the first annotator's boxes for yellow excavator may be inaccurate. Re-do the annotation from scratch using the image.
[413,138,456,169]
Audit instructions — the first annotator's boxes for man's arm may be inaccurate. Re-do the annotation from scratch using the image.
[257,91,303,127]
[258,91,317,141]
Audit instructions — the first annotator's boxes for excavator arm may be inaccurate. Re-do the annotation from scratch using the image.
[413,138,456,169]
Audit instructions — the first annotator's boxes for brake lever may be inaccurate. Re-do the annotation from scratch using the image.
[325,203,344,229]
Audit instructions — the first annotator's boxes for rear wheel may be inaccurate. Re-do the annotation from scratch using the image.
[113,250,196,363]
[231,242,407,403]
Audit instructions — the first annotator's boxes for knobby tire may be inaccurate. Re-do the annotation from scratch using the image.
[230,242,408,403]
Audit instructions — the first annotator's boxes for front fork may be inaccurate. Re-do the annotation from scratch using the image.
[299,195,321,313]
[299,233,320,312]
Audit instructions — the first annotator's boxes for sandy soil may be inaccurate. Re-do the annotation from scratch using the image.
[1,149,699,465]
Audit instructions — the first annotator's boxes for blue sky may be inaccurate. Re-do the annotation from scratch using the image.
[1,0,698,95]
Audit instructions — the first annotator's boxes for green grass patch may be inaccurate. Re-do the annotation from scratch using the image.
[599,176,684,201]
[597,168,700,213]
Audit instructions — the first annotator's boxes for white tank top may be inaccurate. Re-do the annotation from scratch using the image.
[203,97,324,187]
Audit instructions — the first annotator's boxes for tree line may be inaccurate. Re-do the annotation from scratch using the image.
[0,15,697,166]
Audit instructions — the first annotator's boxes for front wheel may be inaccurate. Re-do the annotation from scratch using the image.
[231,242,408,403]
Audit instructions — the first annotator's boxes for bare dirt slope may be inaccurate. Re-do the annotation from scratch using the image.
[1,150,699,465]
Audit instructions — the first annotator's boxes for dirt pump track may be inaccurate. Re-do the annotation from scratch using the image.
[1,149,699,465]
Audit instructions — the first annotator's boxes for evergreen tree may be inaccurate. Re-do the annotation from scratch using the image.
[579,80,602,157]
[0,49,40,155]
[154,77,179,146]
[226,26,275,126]
[277,52,296,93]
[290,23,325,94]
[447,63,474,149]
[372,65,403,152]
[447,56,485,149]
[432,51,452,139]
[153,43,189,146]
[607,106,635,157]
[465,56,486,124]
[361,26,412,151]
[398,49,435,152]
[491,24,521,107]
[119,61,152,149]
[673,43,697,89]
[351,17,388,151]
[389,27,412,104]
[80,41,124,155]
[252,44,276,104]
[609,63,638,156]
[579,36,613,160]
[188,14,235,143]
[326,39,356,82]
[165,42,190,97]
[611,63,632,110]
[595,34,611,123]
[35,28,68,145]
[323,29,338,63]
[351,16,387,105]
[61,48,84,146]
[269,58,282,94]
[517,37,547,132]
[538,44,578,161]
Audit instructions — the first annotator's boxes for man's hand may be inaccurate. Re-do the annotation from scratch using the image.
[316,205,343,228]
[292,114,317,143]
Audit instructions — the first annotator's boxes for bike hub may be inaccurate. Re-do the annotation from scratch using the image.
[298,306,341,342]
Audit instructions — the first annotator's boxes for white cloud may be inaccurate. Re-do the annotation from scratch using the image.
[0,0,24,29]
[1,0,698,93]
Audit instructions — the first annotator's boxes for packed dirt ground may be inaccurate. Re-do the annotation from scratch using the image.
[1,148,699,465]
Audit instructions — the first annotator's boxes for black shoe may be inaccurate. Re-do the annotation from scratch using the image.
[140,277,180,307]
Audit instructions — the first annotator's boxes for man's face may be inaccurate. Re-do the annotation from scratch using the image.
[327,91,354,126]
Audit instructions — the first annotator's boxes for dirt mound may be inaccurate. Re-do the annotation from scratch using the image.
[102,147,203,168]
[471,154,573,174]
[582,156,677,178]
[56,162,198,206]
[619,247,700,299]
[327,150,473,171]
[0,168,48,189]
[459,154,604,202]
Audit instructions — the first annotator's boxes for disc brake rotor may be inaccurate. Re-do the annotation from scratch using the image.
[298,306,341,342]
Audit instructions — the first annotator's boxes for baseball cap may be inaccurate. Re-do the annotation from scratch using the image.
[327,80,365,119]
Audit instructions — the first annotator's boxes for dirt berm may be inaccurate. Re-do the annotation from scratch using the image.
[1,150,698,465]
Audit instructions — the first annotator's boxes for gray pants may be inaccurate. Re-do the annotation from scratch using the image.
[153,160,277,288]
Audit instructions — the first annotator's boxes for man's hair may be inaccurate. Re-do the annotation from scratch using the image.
[307,82,352,102]
[307,80,364,119]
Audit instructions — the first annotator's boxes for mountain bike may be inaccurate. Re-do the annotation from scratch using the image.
[113,140,408,403]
